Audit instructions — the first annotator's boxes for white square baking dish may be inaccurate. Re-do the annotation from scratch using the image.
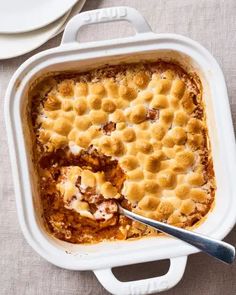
[4,7,236,295]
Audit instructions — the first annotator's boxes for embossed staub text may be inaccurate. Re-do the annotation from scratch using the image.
[83,7,127,23]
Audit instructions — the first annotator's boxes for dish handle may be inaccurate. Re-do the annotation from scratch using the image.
[93,256,187,295]
[61,6,152,44]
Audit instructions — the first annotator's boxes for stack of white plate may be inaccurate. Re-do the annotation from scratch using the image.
[0,0,86,59]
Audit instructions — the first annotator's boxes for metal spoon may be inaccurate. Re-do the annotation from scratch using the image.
[119,205,235,264]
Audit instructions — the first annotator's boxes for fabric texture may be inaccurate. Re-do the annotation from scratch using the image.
[0,0,236,294]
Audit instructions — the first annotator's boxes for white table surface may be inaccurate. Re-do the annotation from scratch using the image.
[0,0,236,294]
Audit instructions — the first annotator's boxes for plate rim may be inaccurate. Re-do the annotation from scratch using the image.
[0,10,71,60]
[0,0,78,34]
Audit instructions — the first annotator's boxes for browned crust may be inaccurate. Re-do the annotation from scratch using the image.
[28,60,216,244]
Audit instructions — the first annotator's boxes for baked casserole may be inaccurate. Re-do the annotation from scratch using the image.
[29,61,215,244]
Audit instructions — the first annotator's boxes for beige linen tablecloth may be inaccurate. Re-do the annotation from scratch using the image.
[0,0,236,294]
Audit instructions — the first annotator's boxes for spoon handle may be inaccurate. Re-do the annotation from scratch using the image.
[120,206,235,264]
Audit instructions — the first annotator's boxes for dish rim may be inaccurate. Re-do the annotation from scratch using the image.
[4,31,236,270]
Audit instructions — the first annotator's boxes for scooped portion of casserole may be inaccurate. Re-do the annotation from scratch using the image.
[29,61,215,243]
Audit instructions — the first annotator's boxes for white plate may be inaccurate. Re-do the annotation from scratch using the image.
[0,0,78,33]
[0,0,86,60]
[0,11,70,60]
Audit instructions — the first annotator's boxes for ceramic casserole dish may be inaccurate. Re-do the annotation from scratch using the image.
[4,7,236,295]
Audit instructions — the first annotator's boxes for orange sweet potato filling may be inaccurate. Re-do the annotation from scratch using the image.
[29,61,215,244]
